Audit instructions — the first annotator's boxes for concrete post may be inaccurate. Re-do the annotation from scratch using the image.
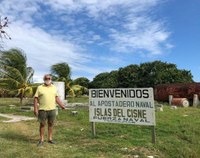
[169,95,173,105]
[193,94,199,107]
[53,82,65,115]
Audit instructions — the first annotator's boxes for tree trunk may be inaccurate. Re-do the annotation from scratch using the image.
[19,90,23,105]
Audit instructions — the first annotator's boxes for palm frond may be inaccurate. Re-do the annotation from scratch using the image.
[0,48,35,101]
[0,78,20,90]
[7,89,19,97]
[24,86,33,97]
[0,65,24,83]
[0,48,27,78]
[51,62,71,80]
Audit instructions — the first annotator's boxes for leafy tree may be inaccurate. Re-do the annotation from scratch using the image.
[89,71,119,88]
[0,48,34,104]
[90,60,193,89]
[138,60,193,87]
[102,70,119,88]
[73,77,90,88]
[89,72,110,88]
[117,64,139,88]
[175,70,193,83]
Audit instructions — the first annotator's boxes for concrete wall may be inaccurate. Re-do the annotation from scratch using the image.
[53,82,65,101]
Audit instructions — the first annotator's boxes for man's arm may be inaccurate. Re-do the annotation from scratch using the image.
[34,97,39,116]
[56,96,66,110]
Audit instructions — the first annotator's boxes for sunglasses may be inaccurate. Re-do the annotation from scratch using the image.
[44,78,51,80]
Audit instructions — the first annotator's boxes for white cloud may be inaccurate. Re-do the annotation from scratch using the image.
[0,0,41,23]
[43,0,170,55]
[45,0,158,17]
[4,21,92,81]
[107,13,170,55]
[0,0,172,81]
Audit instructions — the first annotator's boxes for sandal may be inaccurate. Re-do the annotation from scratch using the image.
[37,140,44,147]
[48,140,56,144]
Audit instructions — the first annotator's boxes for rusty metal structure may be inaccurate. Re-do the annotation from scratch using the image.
[154,83,200,101]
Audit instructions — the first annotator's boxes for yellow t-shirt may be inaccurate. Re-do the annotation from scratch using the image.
[34,84,58,110]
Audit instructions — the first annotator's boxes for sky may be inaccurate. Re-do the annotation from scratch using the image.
[0,0,200,83]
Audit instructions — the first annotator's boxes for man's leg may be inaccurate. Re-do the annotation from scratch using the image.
[48,121,53,141]
[38,110,47,144]
[40,122,46,142]
[47,110,56,143]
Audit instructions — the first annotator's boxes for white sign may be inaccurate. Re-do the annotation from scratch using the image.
[89,88,155,126]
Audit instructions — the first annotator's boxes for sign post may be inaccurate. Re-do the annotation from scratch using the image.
[91,122,96,137]
[152,126,156,144]
[89,88,156,143]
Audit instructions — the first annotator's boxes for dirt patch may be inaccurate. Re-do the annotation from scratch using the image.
[0,113,36,123]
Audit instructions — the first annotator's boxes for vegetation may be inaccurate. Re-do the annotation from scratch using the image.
[51,62,71,82]
[66,96,88,103]
[89,61,194,88]
[50,62,88,97]
[137,61,193,87]
[118,65,139,88]
[0,98,200,157]
[90,71,119,88]
[0,98,33,107]
[73,77,90,88]
[0,49,194,99]
[0,19,197,157]
[0,49,34,104]
[89,72,110,88]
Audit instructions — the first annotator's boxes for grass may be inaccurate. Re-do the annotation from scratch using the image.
[0,97,33,106]
[66,96,89,103]
[0,98,200,157]
[0,116,10,121]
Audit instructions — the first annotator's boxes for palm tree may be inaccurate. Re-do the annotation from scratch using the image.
[50,62,88,98]
[0,48,34,104]
[51,62,72,98]
[51,62,71,82]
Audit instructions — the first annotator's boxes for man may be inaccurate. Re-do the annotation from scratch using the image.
[34,74,65,147]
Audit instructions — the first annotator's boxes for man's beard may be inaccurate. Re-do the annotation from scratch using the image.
[44,80,51,85]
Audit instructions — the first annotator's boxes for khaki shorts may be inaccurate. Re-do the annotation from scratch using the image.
[38,110,56,124]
